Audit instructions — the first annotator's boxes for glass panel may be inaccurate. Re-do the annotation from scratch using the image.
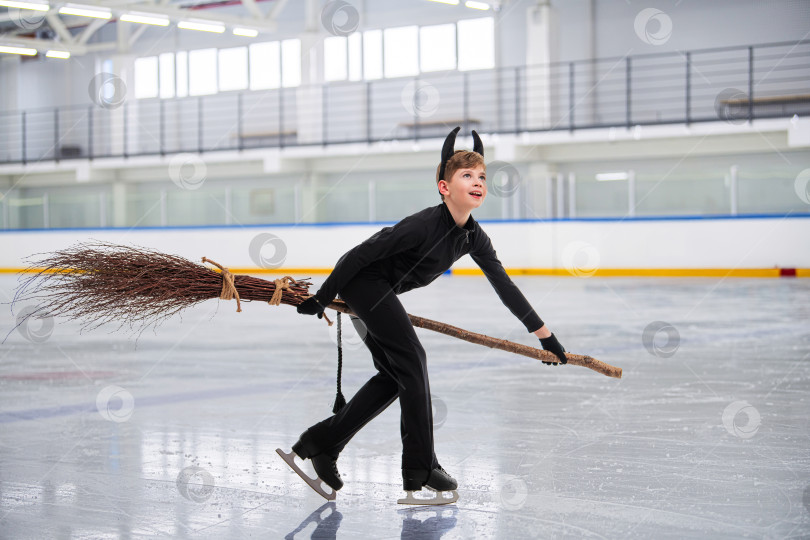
[420,24,456,72]
[189,48,218,96]
[126,191,163,227]
[635,175,729,216]
[176,51,188,98]
[736,152,810,214]
[348,32,362,81]
[249,41,280,90]
[159,52,175,99]
[281,39,301,88]
[363,30,383,80]
[218,47,248,92]
[134,56,158,99]
[324,36,347,82]
[458,17,494,71]
[48,191,102,228]
[313,177,369,222]
[7,193,44,229]
[231,183,297,224]
[576,177,629,218]
[166,188,227,226]
[384,26,418,78]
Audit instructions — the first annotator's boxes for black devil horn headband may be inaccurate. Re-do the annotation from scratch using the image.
[438,126,484,180]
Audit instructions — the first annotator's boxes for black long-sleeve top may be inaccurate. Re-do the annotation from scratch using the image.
[313,202,544,333]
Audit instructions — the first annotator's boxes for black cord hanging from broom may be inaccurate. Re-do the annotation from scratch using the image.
[333,312,346,414]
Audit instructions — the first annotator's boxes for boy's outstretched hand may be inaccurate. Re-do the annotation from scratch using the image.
[297,296,325,319]
[539,333,567,365]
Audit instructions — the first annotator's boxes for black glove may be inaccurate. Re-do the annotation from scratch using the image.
[539,333,567,365]
[297,296,325,318]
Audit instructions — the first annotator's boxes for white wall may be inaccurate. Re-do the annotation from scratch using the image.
[1,216,807,272]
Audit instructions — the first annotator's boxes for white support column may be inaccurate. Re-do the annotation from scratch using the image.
[299,172,321,223]
[0,57,20,154]
[297,0,325,144]
[525,0,555,130]
[0,56,20,113]
[106,54,136,156]
[556,172,565,218]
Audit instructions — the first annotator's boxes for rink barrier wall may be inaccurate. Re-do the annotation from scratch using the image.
[0,214,808,277]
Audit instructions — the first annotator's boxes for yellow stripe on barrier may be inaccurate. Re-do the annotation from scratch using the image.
[452,268,802,278]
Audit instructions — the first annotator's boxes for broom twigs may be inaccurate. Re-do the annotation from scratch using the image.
[325,299,622,379]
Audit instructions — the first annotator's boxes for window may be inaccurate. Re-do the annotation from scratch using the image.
[324,36,347,82]
[363,30,383,80]
[420,24,456,72]
[384,25,418,78]
[281,39,301,87]
[189,48,218,96]
[176,51,188,97]
[348,32,362,81]
[218,46,248,91]
[457,17,494,71]
[159,52,175,98]
[134,56,158,99]
[249,41,280,90]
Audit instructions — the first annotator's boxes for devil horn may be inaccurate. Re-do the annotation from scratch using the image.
[471,130,484,158]
[439,126,461,180]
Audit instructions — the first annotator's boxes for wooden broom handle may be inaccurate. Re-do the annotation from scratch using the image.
[325,299,622,379]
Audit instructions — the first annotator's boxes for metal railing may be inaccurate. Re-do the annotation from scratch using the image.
[1,39,809,165]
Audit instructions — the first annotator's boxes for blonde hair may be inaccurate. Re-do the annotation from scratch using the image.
[435,150,485,201]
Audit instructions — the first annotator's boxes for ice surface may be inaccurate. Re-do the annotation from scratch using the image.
[1,274,809,539]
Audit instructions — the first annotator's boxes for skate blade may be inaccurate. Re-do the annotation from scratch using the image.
[276,448,336,501]
[397,487,459,506]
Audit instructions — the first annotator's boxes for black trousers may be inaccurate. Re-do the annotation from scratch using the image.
[306,269,438,471]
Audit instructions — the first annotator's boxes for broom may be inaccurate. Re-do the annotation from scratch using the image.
[10,242,622,379]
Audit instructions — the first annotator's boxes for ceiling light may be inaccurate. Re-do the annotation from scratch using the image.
[177,20,225,33]
[595,172,629,182]
[465,1,490,9]
[46,50,70,58]
[426,0,460,5]
[233,27,259,37]
[0,45,38,55]
[120,12,170,26]
[0,1,49,11]
[58,4,111,19]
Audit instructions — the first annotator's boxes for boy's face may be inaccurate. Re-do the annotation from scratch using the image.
[440,165,487,210]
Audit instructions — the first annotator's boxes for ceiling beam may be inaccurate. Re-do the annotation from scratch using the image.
[266,0,289,21]
[45,11,76,44]
[77,17,109,45]
[240,0,264,19]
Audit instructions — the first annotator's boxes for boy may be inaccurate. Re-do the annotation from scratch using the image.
[287,127,567,505]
